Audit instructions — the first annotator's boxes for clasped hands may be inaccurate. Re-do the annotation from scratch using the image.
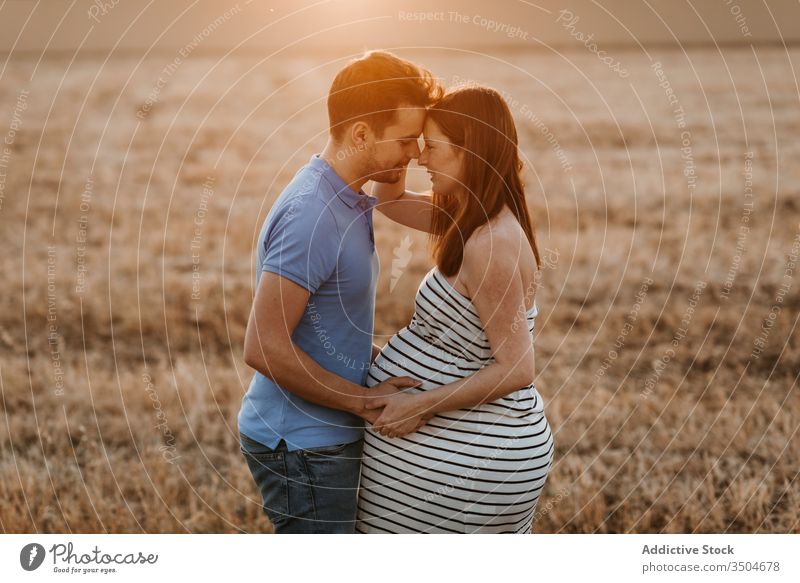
[361,376,434,438]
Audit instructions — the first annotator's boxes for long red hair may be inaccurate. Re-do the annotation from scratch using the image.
[427,85,540,277]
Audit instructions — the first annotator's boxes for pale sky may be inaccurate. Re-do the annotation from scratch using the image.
[1,0,799,55]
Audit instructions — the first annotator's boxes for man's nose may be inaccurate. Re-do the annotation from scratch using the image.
[409,141,421,159]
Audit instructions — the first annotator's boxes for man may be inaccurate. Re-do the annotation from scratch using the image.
[238,50,443,533]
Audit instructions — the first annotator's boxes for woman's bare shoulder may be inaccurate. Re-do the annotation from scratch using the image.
[462,217,523,284]
[463,212,537,296]
[466,212,527,258]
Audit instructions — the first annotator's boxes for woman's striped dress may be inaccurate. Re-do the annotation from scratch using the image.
[355,266,555,534]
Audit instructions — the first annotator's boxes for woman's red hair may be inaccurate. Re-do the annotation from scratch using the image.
[427,85,541,276]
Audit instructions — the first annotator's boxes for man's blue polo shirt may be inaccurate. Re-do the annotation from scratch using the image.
[238,154,380,452]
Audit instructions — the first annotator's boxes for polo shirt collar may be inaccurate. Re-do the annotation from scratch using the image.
[310,154,377,210]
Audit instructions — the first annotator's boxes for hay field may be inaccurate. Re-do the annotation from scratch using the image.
[0,46,798,533]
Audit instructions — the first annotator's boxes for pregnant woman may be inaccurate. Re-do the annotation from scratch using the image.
[356,85,555,533]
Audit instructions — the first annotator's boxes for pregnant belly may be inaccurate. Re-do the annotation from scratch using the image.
[368,332,545,418]
[367,333,479,390]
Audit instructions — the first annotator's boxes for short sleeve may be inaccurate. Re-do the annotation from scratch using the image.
[260,198,340,294]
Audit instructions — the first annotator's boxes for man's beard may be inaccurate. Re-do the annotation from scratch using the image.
[371,168,403,184]
[365,156,404,184]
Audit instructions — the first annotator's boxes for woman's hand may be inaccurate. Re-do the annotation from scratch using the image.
[372,168,407,204]
[370,168,433,233]
[366,390,433,438]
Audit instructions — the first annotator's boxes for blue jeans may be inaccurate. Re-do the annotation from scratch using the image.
[239,432,364,533]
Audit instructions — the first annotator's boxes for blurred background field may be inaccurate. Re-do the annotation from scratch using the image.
[1,1,799,533]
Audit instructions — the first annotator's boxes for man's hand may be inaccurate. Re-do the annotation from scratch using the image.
[243,272,387,416]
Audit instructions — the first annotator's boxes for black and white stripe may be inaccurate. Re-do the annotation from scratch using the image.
[356,267,554,533]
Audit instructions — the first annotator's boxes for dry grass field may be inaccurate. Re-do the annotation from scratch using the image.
[0,46,798,533]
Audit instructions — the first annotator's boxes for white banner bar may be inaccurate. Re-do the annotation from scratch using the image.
[2,534,798,582]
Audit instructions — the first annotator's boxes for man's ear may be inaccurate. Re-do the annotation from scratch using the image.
[350,120,371,148]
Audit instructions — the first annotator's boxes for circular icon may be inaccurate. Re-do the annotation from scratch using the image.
[20,543,46,571]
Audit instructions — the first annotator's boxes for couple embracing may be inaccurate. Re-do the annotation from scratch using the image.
[238,50,554,534]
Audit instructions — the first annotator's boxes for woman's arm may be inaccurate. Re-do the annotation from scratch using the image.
[371,168,434,233]
[369,228,537,437]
